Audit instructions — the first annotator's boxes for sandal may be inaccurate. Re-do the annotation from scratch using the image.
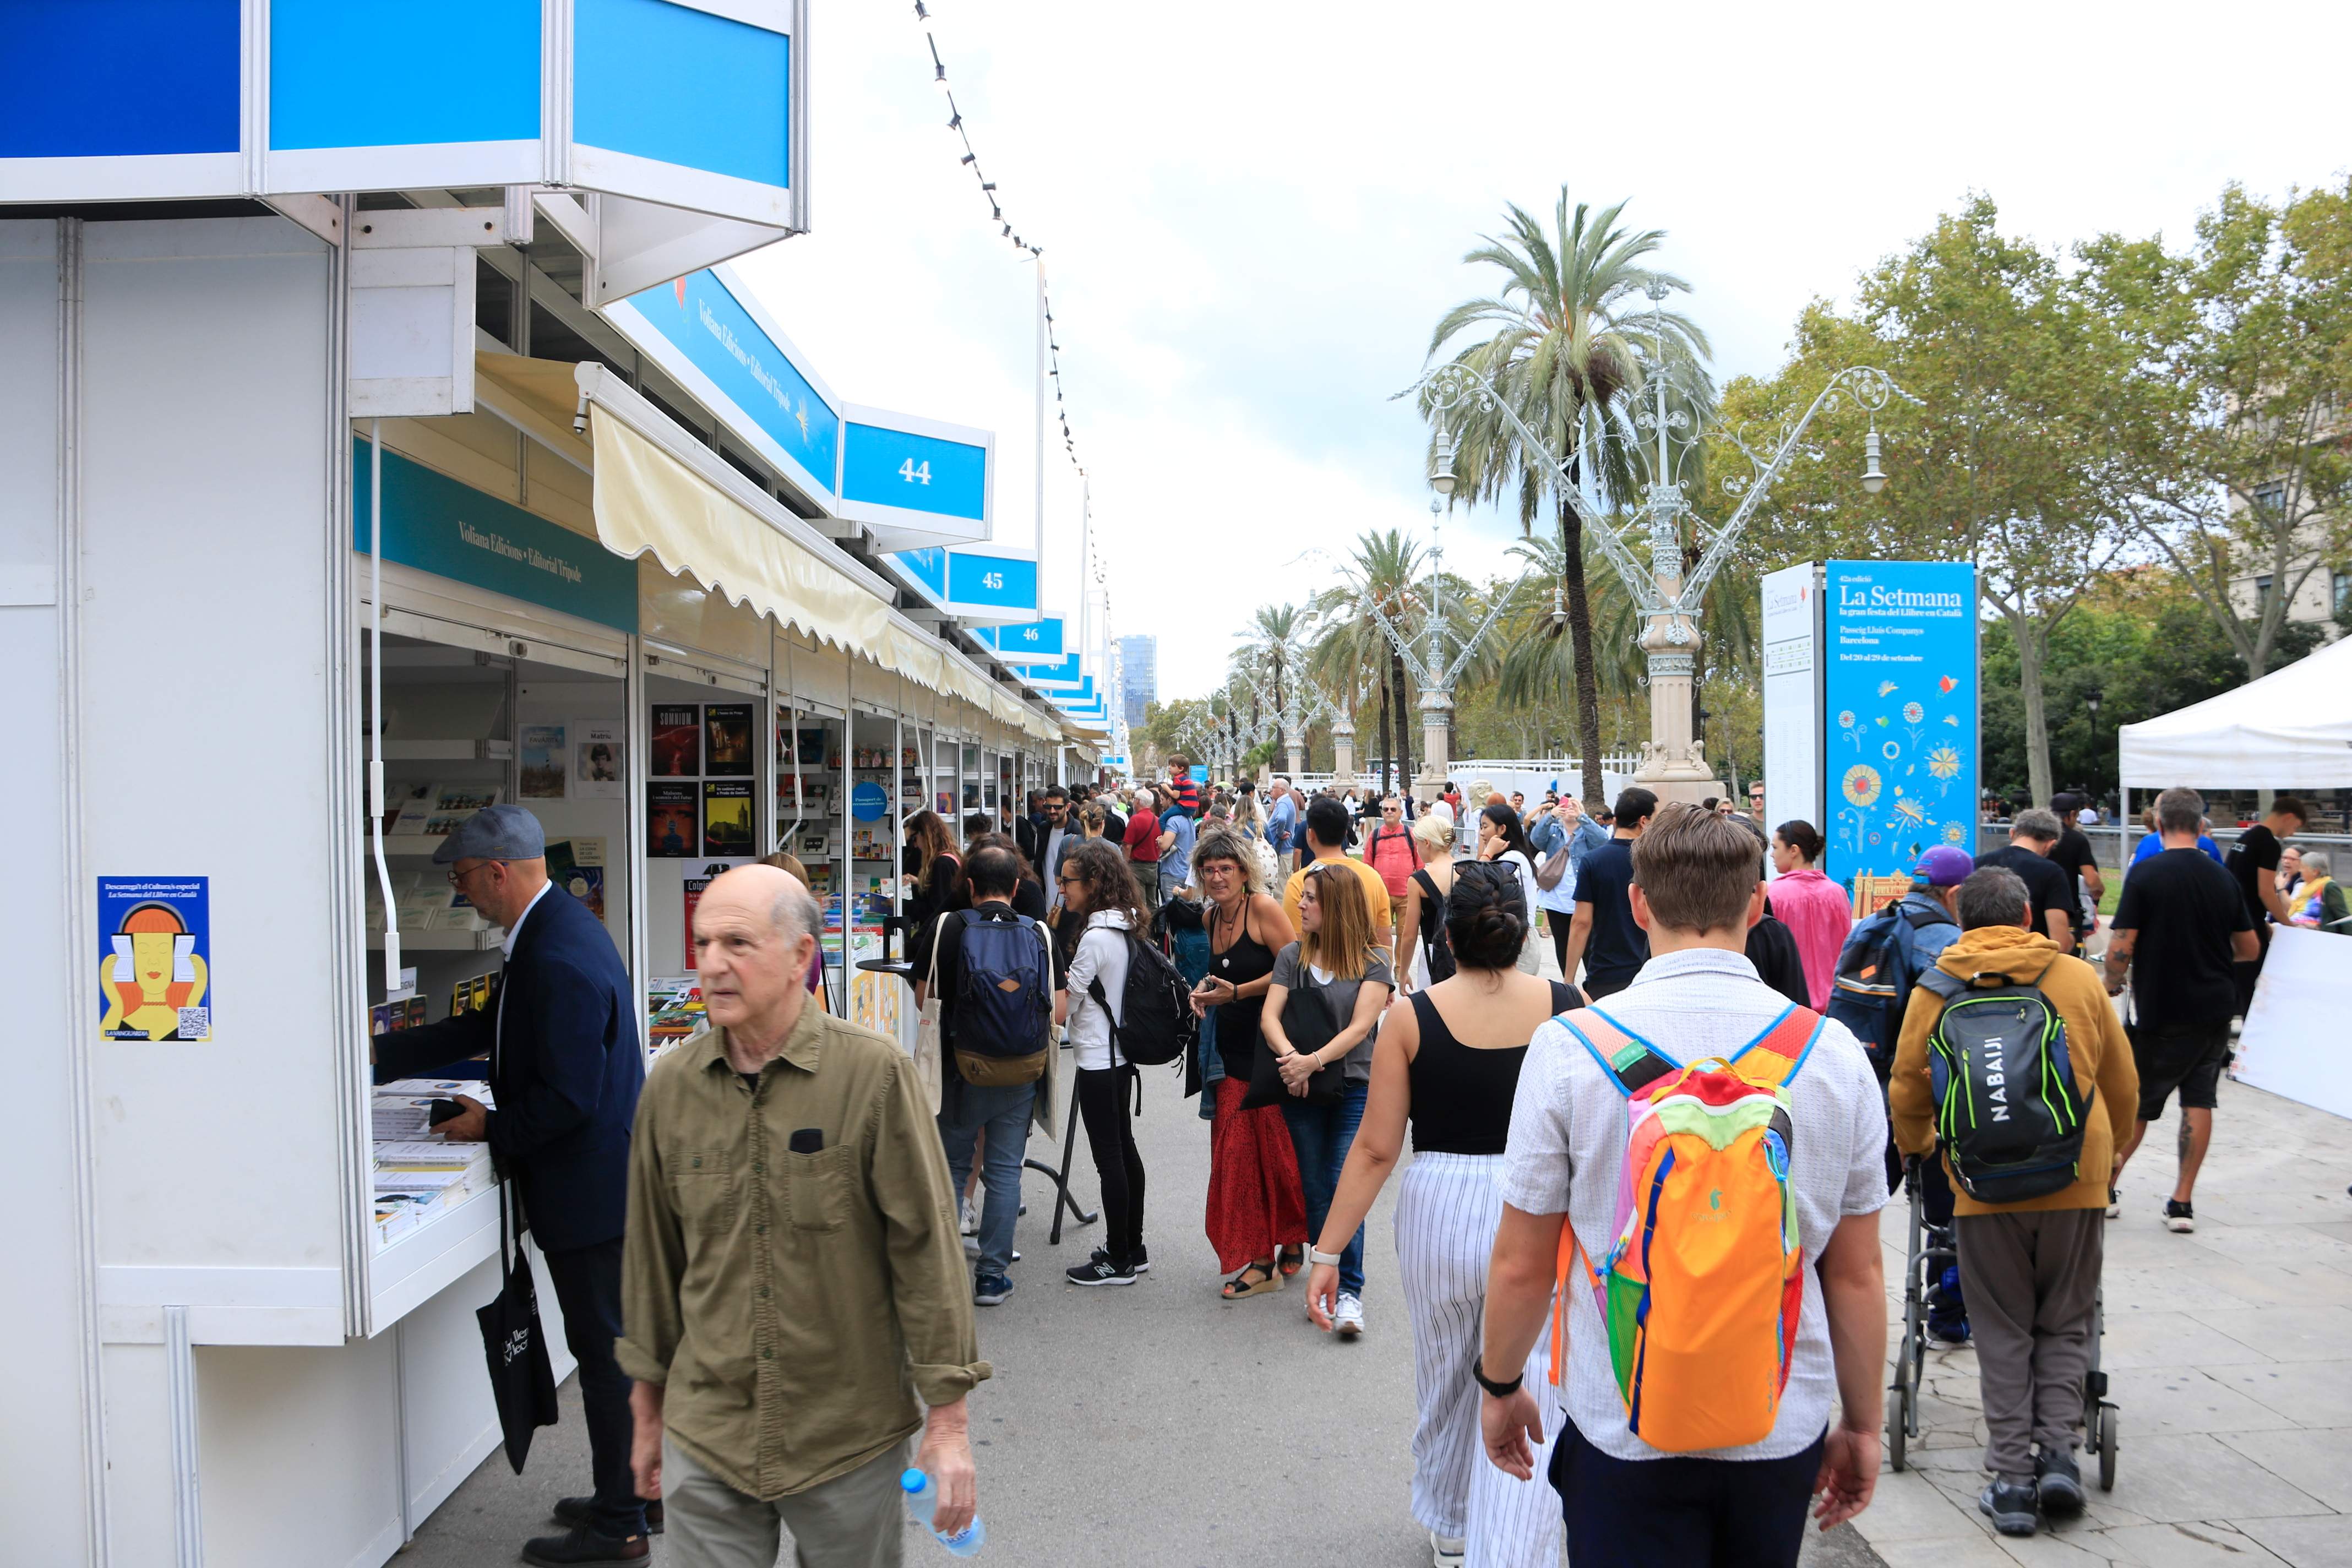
[1220,1260,1282,1299]
[1277,1245,1305,1278]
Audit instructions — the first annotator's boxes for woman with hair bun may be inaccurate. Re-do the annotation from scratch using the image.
[1303,860,1582,1568]
[1767,818,1850,1008]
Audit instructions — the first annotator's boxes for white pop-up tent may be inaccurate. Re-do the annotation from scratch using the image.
[2119,634,2352,790]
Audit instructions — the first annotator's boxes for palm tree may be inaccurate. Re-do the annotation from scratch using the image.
[1305,530,1428,792]
[1235,602,1305,756]
[1427,188,1709,805]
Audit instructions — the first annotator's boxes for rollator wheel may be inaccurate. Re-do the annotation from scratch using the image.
[1887,1385,1908,1472]
[2096,1405,2118,1492]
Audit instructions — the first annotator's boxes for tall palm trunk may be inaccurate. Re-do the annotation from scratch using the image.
[1558,493,1606,807]
[1382,649,1402,799]
[1375,678,1392,794]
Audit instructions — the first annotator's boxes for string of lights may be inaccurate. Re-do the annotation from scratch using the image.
[912,2,1086,473]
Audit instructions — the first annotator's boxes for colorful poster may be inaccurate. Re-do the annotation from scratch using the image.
[97,876,213,1041]
[573,721,624,799]
[682,859,753,970]
[518,723,568,799]
[703,703,754,776]
[546,837,607,921]
[1820,560,1979,904]
[651,705,701,777]
[703,780,754,856]
[648,781,699,857]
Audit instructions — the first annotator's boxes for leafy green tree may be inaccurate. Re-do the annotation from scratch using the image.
[1307,530,1431,793]
[1426,189,1707,805]
[2082,178,2352,679]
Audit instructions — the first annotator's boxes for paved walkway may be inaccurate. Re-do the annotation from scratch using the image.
[1854,1071,2352,1568]
[398,946,2352,1566]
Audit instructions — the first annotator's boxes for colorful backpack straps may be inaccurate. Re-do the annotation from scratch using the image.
[1548,1008,1643,1387]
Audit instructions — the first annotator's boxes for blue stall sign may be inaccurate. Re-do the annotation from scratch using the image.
[945,552,1037,616]
[1819,560,1979,899]
[851,780,889,823]
[839,405,991,547]
[978,618,1065,663]
[608,267,840,504]
[1025,654,1085,690]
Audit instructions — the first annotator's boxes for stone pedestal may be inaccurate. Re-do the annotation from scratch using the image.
[1331,717,1355,789]
[1415,687,1451,804]
[1285,737,1304,777]
[1632,645,1724,805]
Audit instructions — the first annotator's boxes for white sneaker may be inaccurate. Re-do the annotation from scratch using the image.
[960,1196,978,1236]
[2106,1187,2121,1219]
[1334,1292,1365,1339]
[1430,1532,1466,1567]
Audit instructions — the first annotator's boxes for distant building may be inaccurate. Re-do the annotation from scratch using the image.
[1119,634,1157,727]
[2225,484,2346,644]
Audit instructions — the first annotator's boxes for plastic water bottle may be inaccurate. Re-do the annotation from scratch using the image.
[900,1468,985,1557]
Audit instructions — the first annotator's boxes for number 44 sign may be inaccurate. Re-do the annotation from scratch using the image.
[897,459,932,486]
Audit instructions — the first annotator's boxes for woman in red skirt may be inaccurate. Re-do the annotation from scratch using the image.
[1188,826,1306,1297]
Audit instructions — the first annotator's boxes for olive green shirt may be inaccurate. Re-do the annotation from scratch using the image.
[616,1003,989,1499]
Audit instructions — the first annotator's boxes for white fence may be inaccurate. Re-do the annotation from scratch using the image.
[1281,758,1642,802]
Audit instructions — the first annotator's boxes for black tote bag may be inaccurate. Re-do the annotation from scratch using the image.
[1243,975,1347,1109]
[476,1177,560,1473]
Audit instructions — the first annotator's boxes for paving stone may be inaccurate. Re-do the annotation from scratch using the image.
[2215,1427,2352,1512]
[2105,1366,2303,1437]
[2094,1521,2293,1566]
[2101,1311,2280,1371]
[2237,1514,2352,1568]
[2208,1360,2352,1428]
[2193,1306,2352,1364]
[2085,1434,2330,1525]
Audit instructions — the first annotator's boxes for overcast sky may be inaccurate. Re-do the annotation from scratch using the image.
[733,1,2352,703]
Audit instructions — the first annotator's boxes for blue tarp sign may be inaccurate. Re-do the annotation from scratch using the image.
[1820,560,1979,899]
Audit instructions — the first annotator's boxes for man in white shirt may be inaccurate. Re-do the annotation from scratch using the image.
[1477,803,1889,1566]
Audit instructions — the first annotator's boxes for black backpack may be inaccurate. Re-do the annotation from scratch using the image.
[950,912,1054,1087]
[1087,929,1198,1069]
[1826,900,1954,1063]
[1919,968,2090,1204]
[1412,866,1457,985]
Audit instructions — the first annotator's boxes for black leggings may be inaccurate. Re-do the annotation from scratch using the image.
[1549,916,1574,981]
[1074,1065,1146,1262]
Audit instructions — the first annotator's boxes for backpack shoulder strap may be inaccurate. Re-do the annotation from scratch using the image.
[1902,902,1957,932]
[1917,967,1968,1004]
[1555,1006,1679,1098]
[1730,1003,1826,1087]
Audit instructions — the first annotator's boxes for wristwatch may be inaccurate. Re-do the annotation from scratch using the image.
[1308,1246,1344,1267]
[1472,1360,1523,1398]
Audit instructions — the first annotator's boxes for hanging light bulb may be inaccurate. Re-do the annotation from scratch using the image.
[1429,429,1457,498]
[1861,424,1887,494]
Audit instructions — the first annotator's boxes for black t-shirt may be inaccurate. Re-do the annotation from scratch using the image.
[1574,838,1648,989]
[2049,827,2098,932]
[1747,902,1811,1009]
[1975,845,2075,944]
[2114,847,2255,1027]
[2226,824,2282,933]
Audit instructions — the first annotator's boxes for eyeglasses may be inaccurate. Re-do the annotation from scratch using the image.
[1057,874,1083,887]
[445,860,503,888]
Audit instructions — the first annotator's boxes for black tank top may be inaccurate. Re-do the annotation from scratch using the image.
[1407,981,1581,1155]
[1210,901,1278,1081]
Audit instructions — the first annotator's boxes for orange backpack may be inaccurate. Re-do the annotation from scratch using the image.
[1548,1004,1823,1453]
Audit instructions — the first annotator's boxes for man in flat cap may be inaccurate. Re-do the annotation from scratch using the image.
[374,805,650,1565]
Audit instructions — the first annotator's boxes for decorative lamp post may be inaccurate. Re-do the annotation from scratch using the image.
[1414,312,1915,804]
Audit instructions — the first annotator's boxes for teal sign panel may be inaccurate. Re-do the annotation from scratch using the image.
[352,440,638,632]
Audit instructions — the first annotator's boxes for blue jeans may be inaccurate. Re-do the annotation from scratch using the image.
[938,1076,1037,1276]
[1282,1081,1368,1297]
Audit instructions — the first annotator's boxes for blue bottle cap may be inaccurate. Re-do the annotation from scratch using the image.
[900,1468,927,1495]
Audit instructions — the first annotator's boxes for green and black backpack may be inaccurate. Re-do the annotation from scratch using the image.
[1918,967,2092,1204]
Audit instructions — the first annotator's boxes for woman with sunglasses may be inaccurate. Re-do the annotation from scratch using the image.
[1304,861,1582,1568]
[1188,824,1305,1299]
[1054,839,1153,1286]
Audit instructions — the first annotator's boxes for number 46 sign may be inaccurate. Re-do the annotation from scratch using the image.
[898,459,932,486]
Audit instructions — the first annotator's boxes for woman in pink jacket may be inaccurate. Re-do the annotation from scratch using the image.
[1767,819,1852,1009]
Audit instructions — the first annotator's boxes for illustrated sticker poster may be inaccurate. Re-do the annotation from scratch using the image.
[703,780,754,856]
[1820,560,1979,901]
[703,703,754,776]
[650,705,701,776]
[98,876,213,1041]
[519,723,567,800]
[546,837,607,921]
[648,781,699,857]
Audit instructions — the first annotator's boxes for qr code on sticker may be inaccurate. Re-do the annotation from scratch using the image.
[177,1006,210,1039]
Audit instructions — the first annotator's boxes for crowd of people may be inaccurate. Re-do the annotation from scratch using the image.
[373,761,2334,1567]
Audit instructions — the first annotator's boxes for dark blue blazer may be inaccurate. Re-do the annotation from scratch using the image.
[374,885,643,1253]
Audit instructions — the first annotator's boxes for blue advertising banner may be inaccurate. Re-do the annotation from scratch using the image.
[352,440,638,631]
[1820,560,1979,902]
[617,269,839,497]
[97,875,213,1042]
[978,617,1065,662]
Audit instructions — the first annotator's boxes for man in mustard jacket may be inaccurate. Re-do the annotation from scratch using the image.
[1889,866,2138,1540]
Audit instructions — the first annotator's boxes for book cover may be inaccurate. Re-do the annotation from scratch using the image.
[703,703,754,776]
[545,838,608,921]
[434,784,500,813]
[703,780,754,856]
[385,778,436,835]
[651,705,701,777]
[648,781,698,857]
[796,727,828,765]
[518,723,567,799]
[573,721,624,799]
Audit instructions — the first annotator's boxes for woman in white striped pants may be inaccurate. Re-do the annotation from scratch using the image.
[1305,861,1581,1568]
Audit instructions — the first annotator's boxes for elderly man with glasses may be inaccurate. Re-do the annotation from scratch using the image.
[372,805,650,1565]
